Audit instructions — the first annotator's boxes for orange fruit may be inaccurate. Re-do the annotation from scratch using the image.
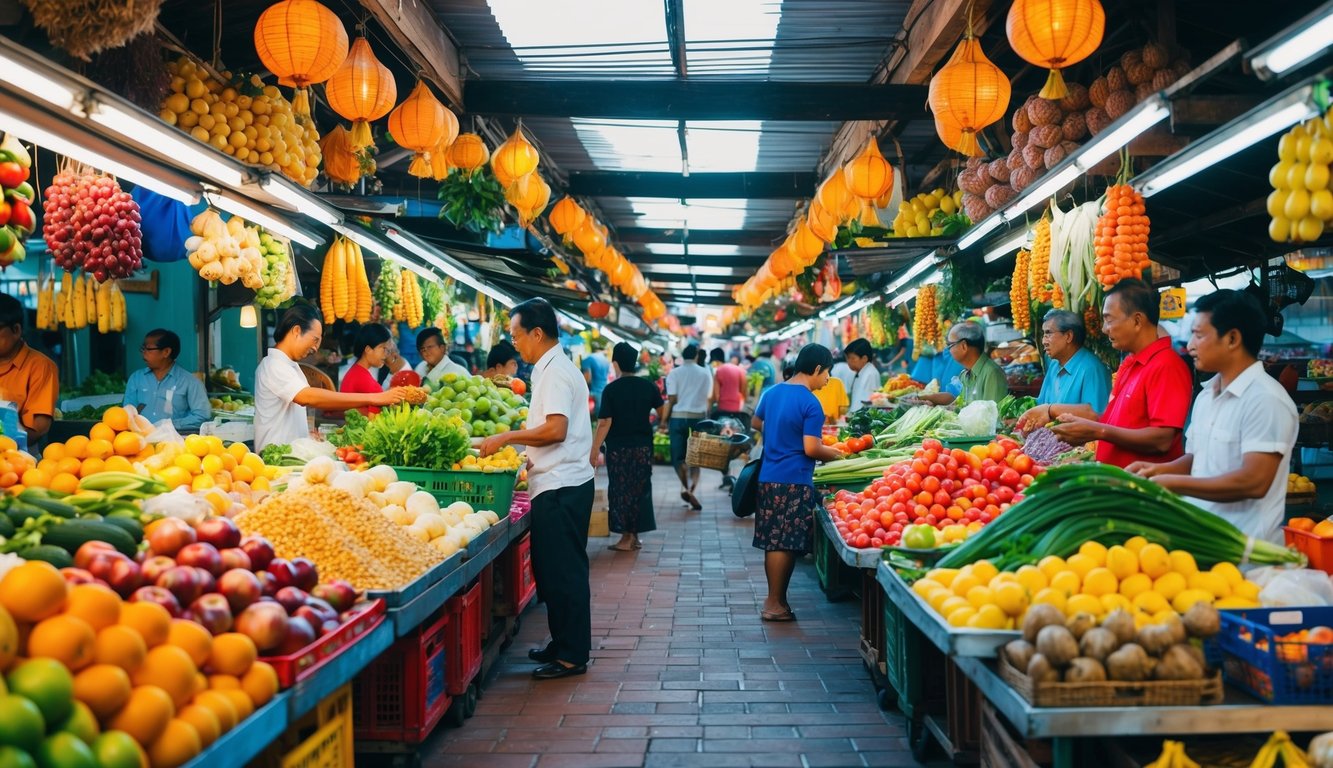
[89,423,116,443]
[86,439,114,461]
[28,614,96,670]
[240,661,278,707]
[65,584,122,631]
[103,456,135,473]
[78,457,107,478]
[55,456,82,476]
[64,435,90,460]
[1315,519,1333,539]
[191,690,238,733]
[166,620,212,668]
[206,674,240,690]
[102,407,131,433]
[19,468,50,488]
[0,604,17,670]
[231,465,255,484]
[131,645,197,708]
[42,443,66,462]
[155,466,191,491]
[49,472,81,495]
[112,432,145,458]
[207,634,256,677]
[73,664,133,720]
[147,718,201,768]
[176,704,220,747]
[119,602,171,647]
[0,560,67,622]
[106,685,174,746]
[200,455,224,476]
[220,689,253,721]
[36,458,58,475]
[94,625,148,673]
[192,673,207,698]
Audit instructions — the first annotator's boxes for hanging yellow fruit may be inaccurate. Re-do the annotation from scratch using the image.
[325,36,398,149]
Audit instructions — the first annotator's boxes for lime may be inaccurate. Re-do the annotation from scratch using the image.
[475,397,491,414]
[0,746,36,768]
[56,702,98,745]
[35,732,95,768]
[0,695,45,751]
[5,660,72,729]
[89,732,144,768]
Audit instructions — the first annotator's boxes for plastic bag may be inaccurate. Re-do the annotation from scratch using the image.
[290,438,336,462]
[1253,567,1333,608]
[958,400,999,436]
[140,486,211,526]
[146,419,183,446]
[131,187,192,263]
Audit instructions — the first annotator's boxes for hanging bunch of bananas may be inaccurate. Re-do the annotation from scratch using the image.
[318,235,371,324]
[372,260,401,322]
[35,271,125,332]
[397,269,424,328]
[1143,740,1199,768]
[1248,732,1308,768]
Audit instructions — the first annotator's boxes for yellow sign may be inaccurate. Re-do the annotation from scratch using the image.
[1159,287,1187,320]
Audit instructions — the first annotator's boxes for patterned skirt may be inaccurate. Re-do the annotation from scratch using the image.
[606,445,656,534]
[753,482,818,553]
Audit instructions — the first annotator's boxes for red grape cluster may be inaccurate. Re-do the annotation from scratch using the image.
[42,171,144,281]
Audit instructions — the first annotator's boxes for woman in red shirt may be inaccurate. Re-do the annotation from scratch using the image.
[339,324,393,416]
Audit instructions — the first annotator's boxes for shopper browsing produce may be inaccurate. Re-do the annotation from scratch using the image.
[0,292,56,441]
[919,322,1009,406]
[480,298,594,680]
[710,347,750,489]
[375,340,412,388]
[482,340,520,380]
[1127,289,1298,544]
[414,326,468,385]
[254,303,410,452]
[1036,309,1111,413]
[591,342,666,552]
[814,371,849,425]
[1019,279,1192,468]
[662,343,713,510]
[123,329,211,432]
[339,323,394,416]
[581,338,611,414]
[844,339,882,411]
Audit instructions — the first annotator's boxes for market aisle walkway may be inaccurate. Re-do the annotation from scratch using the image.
[419,465,927,768]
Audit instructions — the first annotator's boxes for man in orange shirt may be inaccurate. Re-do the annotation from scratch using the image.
[0,294,58,442]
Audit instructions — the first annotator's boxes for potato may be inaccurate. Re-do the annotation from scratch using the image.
[1066,612,1098,641]
[1027,653,1060,683]
[1106,643,1153,682]
[1165,616,1188,645]
[1079,627,1120,662]
[1065,657,1107,684]
[1183,602,1221,639]
[1023,604,1067,644]
[1102,610,1137,646]
[1155,644,1204,680]
[1036,625,1080,668]
[1137,623,1176,657]
[1005,639,1036,672]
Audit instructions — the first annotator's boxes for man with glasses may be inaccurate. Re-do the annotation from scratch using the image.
[1036,309,1111,413]
[919,321,1009,406]
[0,293,57,443]
[124,329,211,432]
[414,327,468,385]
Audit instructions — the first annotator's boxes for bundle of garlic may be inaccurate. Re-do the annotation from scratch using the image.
[186,209,265,289]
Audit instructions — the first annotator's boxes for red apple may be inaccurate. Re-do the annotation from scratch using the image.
[130,586,182,617]
[107,558,143,598]
[192,567,217,596]
[140,556,178,584]
[60,567,95,586]
[177,542,222,577]
[311,581,356,613]
[293,605,336,637]
[239,536,275,571]
[266,559,296,590]
[218,568,262,613]
[194,517,240,550]
[234,602,289,652]
[290,557,318,591]
[255,570,278,597]
[189,593,234,635]
[87,551,128,584]
[303,597,338,624]
[147,518,196,557]
[218,548,252,572]
[157,566,203,606]
[74,541,117,570]
[277,615,315,654]
[274,587,308,615]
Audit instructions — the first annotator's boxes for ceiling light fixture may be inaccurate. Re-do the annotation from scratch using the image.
[0,39,80,111]
[207,189,321,248]
[983,228,1030,263]
[885,253,939,293]
[1249,2,1333,79]
[956,217,1002,250]
[1072,96,1171,171]
[260,173,341,225]
[890,288,919,308]
[830,294,879,321]
[87,95,248,188]
[383,226,518,307]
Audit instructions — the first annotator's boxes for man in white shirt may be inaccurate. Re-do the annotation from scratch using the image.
[1129,290,1297,544]
[414,327,469,385]
[830,357,855,397]
[480,298,593,680]
[844,338,881,412]
[662,343,713,510]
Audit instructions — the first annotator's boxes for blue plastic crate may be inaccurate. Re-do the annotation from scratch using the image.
[1218,606,1333,704]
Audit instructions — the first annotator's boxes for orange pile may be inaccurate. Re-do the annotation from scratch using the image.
[0,560,279,767]
[17,406,152,495]
[1094,184,1150,289]
[1288,517,1333,538]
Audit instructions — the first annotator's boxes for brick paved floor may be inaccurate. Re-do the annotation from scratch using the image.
[418,465,928,768]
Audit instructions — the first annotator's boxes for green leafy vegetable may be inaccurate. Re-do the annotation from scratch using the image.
[356,405,471,469]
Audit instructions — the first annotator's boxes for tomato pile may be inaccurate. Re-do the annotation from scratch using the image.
[823,433,876,454]
[334,444,367,470]
[827,438,1040,549]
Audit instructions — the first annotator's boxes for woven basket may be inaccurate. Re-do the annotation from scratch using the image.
[21,0,163,61]
[997,655,1225,708]
[686,432,733,471]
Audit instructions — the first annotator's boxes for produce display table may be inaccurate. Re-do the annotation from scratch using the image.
[816,509,881,569]
[876,562,1013,658]
[181,693,290,768]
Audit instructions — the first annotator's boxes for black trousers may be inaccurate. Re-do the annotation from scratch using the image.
[530,479,595,665]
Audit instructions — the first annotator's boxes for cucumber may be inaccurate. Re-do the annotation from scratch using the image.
[0,514,13,538]
[16,491,78,518]
[41,519,138,558]
[16,545,74,568]
[101,515,143,544]
[7,503,44,527]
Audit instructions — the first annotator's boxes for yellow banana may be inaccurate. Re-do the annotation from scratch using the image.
[96,278,110,334]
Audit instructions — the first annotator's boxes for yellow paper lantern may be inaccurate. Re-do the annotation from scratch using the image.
[448,133,489,176]
[573,220,606,255]
[807,201,839,243]
[934,116,964,154]
[549,196,586,235]
[324,36,397,149]
[844,138,894,200]
[429,135,453,181]
[506,174,551,227]
[816,171,854,222]
[928,36,1011,158]
[768,244,794,280]
[388,81,449,178]
[492,127,540,182]
[254,0,349,117]
[1007,0,1105,99]
[792,221,825,263]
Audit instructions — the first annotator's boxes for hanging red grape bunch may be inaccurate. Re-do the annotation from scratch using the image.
[42,162,144,281]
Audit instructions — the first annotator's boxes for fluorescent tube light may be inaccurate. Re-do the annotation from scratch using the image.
[0,43,79,111]
[207,190,321,249]
[1134,88,1317,197]
[1249,2,1333,78]
[957,216,1002,250]
[1074,96,1171,170]
[383,226,518,308]
[890,288,919,308]
[830,294,879,320]
[560,311,588,330]
[600,327,625,344]
[1002,165,1082,221]
[886,253,938,293]
[88,97,247,188]
[819,297,853,319]
[983,228,1029,263]
[921,270,945,286]
[260,174,341,225]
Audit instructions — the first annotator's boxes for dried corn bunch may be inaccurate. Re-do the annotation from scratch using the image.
[399,270,424,328]
[912,284,941,353]
[1011,249,1032,333]
[235,493,396,590]
[1028,217,1056,304]
[319,235,371,323]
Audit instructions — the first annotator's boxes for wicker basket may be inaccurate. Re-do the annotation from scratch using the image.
[997,655,1225,707]
[686,432,733,471]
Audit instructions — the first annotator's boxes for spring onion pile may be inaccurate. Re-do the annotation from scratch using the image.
[876,406,965,447]
[933,464,1306,571]
[813,448,918,486]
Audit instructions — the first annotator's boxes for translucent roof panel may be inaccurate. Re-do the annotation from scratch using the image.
[685,121,764,172]
[683,0,781,76]
[640,244,745,257]
[626,198,750,230]
[570,119,679,172]
[488,0,673,75]
[639,264,744,276]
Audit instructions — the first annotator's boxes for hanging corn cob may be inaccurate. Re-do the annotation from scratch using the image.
[349,239,372,323]
[1011,248,1032,333]
[1028,217,1055,305]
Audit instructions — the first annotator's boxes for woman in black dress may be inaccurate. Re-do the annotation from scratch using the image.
[590,342,667,551]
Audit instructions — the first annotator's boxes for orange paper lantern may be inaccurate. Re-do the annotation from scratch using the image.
[324,36,397,149]
[934,116,964,154]
[816,171,855,223]
[792,221,825,263]
[573,221,606,255]
[807,202,839,243]
[1007,0,1105,99]
[844,138,894,200]
[548,196,586,235]
[506,174,551,227]
[492,128,540,182]
[388,81,450,178]
[928,36,1011,157]
[447,133,489,176]
[254,0,349,117]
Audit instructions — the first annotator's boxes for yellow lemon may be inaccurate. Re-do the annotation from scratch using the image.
[1077,541,1108,567]
[1138,543,1171,579]
[1065,553,1099,580]
[1153,572,1187,601]
[1168,550,1198,577]
[204,436,225,456]
[1119,573,1153,600]
[925,568,959,588]
[1134,612,1152,629]
[1081,568,1118,597]
[1099,594,1132,615]
[1172,589,1214,614]
[971,560,999,584]
[1210,562,1244,588]
[1154,609,1182,627]
[1037,556,1067,581]
[1066,593,1105,618]
[1015,566,1048,594]
[1049,570,1081,596]
[1214,596,1261,610]
[1187,572,1230,600]
[200,455,224,476]
[1123,536,1149,553]
[912,579,945,598]
[967,605,1008,630]
[993,582,1029,617]
[966,586,995,610]
[1234,581,1261,601]
[938,596,970,618]
[927,590,955,614]
[1105,546,1139,580]
[184,435,209,458]
[190,474,216,492]
[156,466,191,491]
[951,574,981,598]
[173,454,202,475]
[946,606,977,628]
[1031,588,1067,613]
[1133,591,1171,615]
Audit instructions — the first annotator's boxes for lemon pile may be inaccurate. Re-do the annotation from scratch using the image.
[892,189,965,238]
[1267,107,1333,244]
[911,537,1262,632]
[1289,473,1316,494]
[159,57,321,187]
[453,446,524,473]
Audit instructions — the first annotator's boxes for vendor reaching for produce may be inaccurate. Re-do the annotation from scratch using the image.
[1018,279,1191,469]
[414,327,469,384]
[1127,290,1297,544]
[123,329,211,432]
[339,323,394,416]
[844,339,882,411]
[254,303,411,452]
[1035,309,1111,413]
[0,292,56,442]
[917,322,1009,406]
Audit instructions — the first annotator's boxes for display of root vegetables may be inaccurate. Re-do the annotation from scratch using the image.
[186,210,265,289]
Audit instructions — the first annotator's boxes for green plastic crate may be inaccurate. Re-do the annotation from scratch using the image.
[883,598,924,719]
[390,467,517,514]
[813,519,856,601]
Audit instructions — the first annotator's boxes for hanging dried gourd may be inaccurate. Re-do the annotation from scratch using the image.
[928,29,1011,157]
[325,36,398,149]
[447,133,489,177]
[387,80,449,178]
[1007,0,1105,99]
[254,0,349,117]
[844,138,894,200]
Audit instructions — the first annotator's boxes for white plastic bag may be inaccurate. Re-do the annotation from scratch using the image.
[958,400,999,436]
[146,419,183,445]
[1254,568,1333,608]
[140,486,212,526]
[290,438,336,462]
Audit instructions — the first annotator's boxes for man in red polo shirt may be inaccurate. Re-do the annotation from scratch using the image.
[1018,278,1192,468]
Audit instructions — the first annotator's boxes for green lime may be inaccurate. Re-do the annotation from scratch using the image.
[89,732,144,768]
[56,702,98,745]
[34,733,95,768]
[0,695,44,751]
[5,660,72,728]
[0,746,36,768]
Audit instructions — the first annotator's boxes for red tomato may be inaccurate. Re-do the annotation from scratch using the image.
[946,506,964,521]
[927,463,946,478]
[854,533,871,548]
[889,522,904,533]
[916,491,934,506]
[871,537,884,548]
[905,476,922,493]
[987,443,1006,461]
[933,490,952,507]
[998,438,1020,453]
[922,439,943,452]
[966,508,981,521]
[911,459,929,475]
[922,476,941,493]
[1012,454,1034,474]
[922,449,939,465]
[999,468,1021,487]
[861,434,875,447]
[924,514,938,526]
[982,465,1002,482]
[996,486,1016,503]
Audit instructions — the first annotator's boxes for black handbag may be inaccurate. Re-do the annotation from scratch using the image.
[731,457,763,518]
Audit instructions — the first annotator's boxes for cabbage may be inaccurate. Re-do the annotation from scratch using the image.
[958,400,999,437]
[290,438,336,462]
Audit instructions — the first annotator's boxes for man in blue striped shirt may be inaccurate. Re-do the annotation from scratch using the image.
[1036,309,1111,414]
[123,329,211,432]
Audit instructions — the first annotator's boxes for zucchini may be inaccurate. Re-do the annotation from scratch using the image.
[101,516,143,544]
[0,514,13,538]
[16,545,74,568]
[7,503,44,527]
[41,519,138,558]
[17,490,78,519]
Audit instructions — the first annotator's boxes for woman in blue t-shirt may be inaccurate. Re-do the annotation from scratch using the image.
[751,344,845,622]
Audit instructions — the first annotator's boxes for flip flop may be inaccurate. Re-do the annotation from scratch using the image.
[683,491,701,510]
[632,540,643,549]
[761,610,796,622]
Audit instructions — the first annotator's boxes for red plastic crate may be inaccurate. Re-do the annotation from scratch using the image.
[261,599,387,688]
[445,581,483,696]
[512,532,537,614]
[479,563,495,643]
[1284,527,1333,573]
[353,609,451,743]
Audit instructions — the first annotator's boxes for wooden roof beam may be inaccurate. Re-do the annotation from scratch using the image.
[356,0,463,107]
